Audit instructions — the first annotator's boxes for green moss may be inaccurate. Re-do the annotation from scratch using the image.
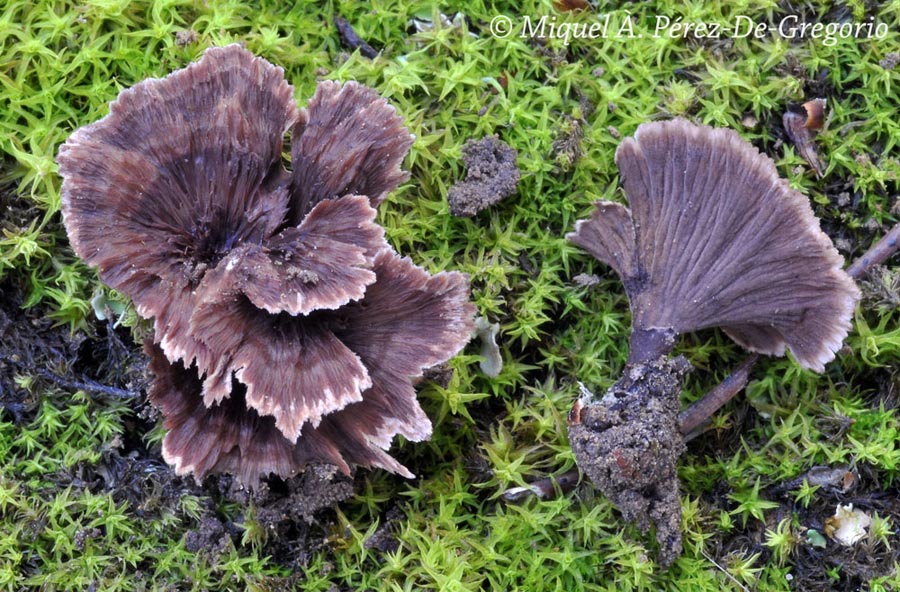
[2,0,899,589]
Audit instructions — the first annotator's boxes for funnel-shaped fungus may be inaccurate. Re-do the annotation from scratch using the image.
[58,44,475,483]
[567,118,859,566]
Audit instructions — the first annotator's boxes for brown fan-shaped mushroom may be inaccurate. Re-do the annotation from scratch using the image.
[58,44,475,483]
[566,118,859,566]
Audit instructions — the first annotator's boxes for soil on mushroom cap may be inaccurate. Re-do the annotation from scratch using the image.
[568,355,691,566]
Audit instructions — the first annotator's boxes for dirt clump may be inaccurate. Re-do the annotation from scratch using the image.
[879,52,899,70]
[185,516,232,557]
[448,136,520,217]
[363,505,405,553]
[210,465,354,569]
[231,464,354,525]
[568,356,691,566]
[0,277,78,421]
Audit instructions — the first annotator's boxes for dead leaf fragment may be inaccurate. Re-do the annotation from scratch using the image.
[784,99,827,177]
[554,0,590,12]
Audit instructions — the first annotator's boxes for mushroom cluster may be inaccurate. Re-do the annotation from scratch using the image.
[57,45,475,484]
[567,118,859,565]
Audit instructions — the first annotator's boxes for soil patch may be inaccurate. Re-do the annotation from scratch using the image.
[448,135,520,217]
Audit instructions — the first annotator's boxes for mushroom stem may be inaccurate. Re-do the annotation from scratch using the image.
[676,228,896,434]
[846,221,900,280]
[627,327,677,365]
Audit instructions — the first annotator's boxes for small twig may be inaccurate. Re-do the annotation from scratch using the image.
[700,549,752,592]
[679,354,758,437]
[36,369,141,399]
[333,16,378,59]
[846,221,900,280]
[500,469,580,503]
[0,353,140,399]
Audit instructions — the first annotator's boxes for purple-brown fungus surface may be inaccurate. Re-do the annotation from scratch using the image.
[567,118,859,566]
[569,118,859,371]
[57,44,475,485]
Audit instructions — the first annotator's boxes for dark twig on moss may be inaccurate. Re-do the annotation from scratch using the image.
[37,370,142,399]
[847,221,900,279]
[678,354,758,437]
[500,468,580,503]
[334,16,378,59]
[0,353,141,399]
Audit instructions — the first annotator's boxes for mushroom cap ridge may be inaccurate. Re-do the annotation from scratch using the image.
[568,118,859,371]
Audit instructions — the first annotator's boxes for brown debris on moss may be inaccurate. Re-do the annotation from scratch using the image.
[448,135,520,217]
[553,0,591,12]
[552,114,586,171]
[783,98,827,177]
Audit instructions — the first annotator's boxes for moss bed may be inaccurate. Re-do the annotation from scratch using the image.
[1,1,899,590]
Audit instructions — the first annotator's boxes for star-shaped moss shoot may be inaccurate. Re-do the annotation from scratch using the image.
[57,44,475,484]
[566,119,859,566]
